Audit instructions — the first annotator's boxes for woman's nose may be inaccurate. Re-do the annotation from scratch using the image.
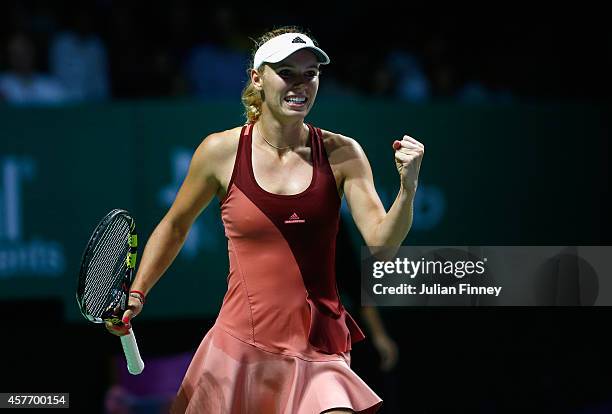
[292,76,306,86]
[292,73,312,86]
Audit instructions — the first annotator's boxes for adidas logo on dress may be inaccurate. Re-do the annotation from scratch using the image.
[284,212,306,224]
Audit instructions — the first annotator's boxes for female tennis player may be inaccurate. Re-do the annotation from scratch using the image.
[107,26,423,414]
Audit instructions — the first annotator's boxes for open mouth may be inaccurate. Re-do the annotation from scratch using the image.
[284,96,308,107]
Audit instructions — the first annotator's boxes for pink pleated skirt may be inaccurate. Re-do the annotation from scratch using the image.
[170,324,383,413]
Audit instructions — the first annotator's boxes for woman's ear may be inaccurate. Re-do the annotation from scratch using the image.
[251,68,264,91]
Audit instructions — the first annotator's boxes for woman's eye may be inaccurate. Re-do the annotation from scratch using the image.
[277,69,319,79]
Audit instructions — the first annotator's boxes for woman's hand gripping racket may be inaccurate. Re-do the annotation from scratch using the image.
[76,209,145,375]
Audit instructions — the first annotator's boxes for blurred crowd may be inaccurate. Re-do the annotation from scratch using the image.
[1,2,609,106]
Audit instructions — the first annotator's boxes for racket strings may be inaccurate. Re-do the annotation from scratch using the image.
[85,232,126,315]
[85,226,128,315]
[83,217,131,317]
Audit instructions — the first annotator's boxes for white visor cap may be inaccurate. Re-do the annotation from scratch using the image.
[253,33,330,69]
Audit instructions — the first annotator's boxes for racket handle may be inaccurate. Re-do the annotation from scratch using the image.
[120,329,145,375]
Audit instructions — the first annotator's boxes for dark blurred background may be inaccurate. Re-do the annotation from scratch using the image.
[0,2,611,413]
[1,2,611,104]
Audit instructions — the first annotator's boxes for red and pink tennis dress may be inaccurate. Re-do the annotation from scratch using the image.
[171,124,383,413]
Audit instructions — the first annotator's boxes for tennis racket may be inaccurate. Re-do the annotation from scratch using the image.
[76,209,145,375]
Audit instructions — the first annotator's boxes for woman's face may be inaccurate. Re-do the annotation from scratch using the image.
[256,49,320,120]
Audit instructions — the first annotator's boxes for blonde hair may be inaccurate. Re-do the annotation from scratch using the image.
[241,26,318,124]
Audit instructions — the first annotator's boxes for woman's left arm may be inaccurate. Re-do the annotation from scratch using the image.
[341,134,424,247]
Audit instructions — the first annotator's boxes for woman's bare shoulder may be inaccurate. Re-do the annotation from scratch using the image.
[188,125,243,179]
[319,128,363,160]
[198,125,243,156]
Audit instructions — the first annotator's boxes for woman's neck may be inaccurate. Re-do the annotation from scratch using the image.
[256,114,308,151]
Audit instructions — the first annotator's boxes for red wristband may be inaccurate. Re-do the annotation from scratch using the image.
[129,290,146,304]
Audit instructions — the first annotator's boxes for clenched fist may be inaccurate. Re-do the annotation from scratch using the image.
[392,135,424,193]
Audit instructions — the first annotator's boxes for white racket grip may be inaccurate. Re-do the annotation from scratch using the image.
[120,329,145,375]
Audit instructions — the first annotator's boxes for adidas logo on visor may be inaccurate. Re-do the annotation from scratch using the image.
[292,37,306,44]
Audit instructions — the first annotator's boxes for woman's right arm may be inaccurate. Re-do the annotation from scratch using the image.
[107,132,228,335]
